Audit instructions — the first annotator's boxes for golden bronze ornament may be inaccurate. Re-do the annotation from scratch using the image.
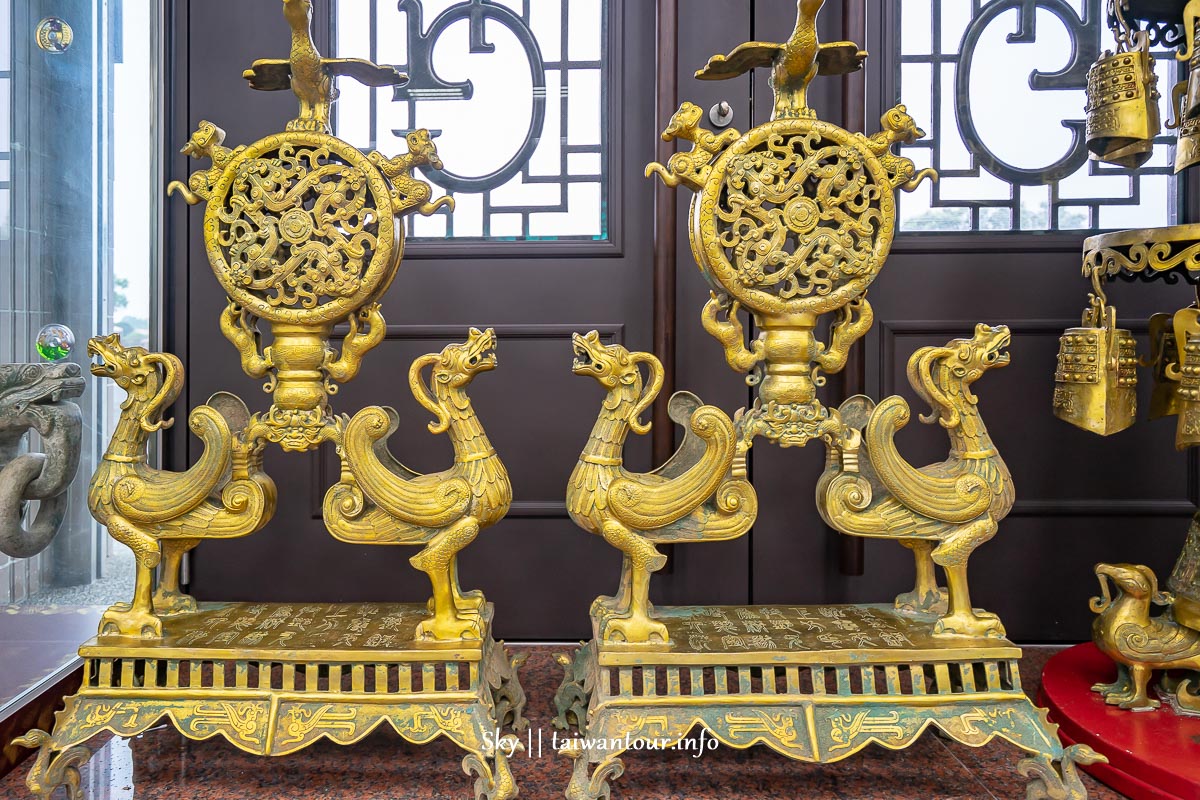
[648,11,935,456]
[558,3,1102,797]
[325,328,512,642]
[817,325,1014,640]
[1090,563,1200,713]
[15,4,524,798]
[566,333,756,645]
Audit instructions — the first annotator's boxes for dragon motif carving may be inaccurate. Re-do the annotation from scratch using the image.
[567,332,757,644]
[87,334,277,637]
[324,328,510,641]
[0,362,84,558]
[818,325,1014,638]
[646,1,934,457]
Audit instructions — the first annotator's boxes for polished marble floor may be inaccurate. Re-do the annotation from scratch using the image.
[0,646,1127,800]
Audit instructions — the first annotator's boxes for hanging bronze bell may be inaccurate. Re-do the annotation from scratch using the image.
[1145,311,1183,420]
[1169,307,1200,448]
[1053,295,1138,435]
[1086,34,1160,168]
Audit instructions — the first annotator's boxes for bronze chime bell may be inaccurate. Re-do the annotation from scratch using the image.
[1086,18,1160,168]
[1053,287,1139,435]
[1168,306,1200,447]
[1144,311,1183,420]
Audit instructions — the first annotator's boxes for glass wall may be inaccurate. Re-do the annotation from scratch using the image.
[0,0,158,714]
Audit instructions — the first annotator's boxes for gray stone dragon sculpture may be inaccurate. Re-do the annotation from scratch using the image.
[0,362,84,558]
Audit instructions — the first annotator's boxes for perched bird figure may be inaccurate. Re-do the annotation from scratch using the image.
[696,0,867,119]
[818,325,1014,638]
[567,332,756,644]
[1090,563,1200,711]
[324,328,510,641]
[87,334,276,638]
[243,0,407,132]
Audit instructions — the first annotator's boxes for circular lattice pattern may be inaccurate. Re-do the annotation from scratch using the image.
[693,118,895,317]
[204,132,400,325]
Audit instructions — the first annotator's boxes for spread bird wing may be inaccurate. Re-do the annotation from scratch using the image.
[651,391,706,479]
[816,43,867,76]
[243,60,293,91]
[324,59,408,88]
[1112,619,1200,661]
[695,42,781,81]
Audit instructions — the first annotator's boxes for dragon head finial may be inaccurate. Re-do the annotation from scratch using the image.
[404,130,444,170]
[572,331,663,435]
[408,328,497,434]
[87,333,183,433]
[180,120,226,160]
[908,324,1010,429]
[880,104,926,145]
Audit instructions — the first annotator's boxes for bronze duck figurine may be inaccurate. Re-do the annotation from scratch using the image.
[697,0,866,119]
[243,0,407,132]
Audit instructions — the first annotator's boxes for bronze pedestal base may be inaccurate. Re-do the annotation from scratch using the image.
[17,602,527,800]
[554,604,1099,799]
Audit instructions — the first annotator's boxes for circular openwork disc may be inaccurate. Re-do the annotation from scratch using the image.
[693,118,895,317]
[204,132,400,325]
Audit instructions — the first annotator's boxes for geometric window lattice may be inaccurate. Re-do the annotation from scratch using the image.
[897,0,1179,233]
[332,0,608,242]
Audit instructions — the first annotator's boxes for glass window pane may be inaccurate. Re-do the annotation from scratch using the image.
[896,0,1177,233]
[1,0,157,714]
[333,0,610,242]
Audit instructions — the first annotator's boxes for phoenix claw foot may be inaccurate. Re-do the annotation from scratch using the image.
[894,585,948,615]
[933,608,1006,639]
[600,613,669,645]
[1090,664,1131,698]
[99,605,163,638]
[152,588,198,616]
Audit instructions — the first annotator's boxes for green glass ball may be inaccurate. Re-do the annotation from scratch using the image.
[36,323,74,362]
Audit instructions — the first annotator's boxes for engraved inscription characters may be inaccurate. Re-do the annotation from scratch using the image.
[149,603,435,651]
[670,606,916,653]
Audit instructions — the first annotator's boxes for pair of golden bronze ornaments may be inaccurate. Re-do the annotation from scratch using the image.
[13,1,1116,799]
